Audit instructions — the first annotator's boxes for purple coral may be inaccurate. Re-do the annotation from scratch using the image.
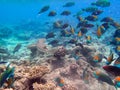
[54,46,66,59]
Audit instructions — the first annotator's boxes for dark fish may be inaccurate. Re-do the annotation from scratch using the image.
[85,15,98,21]
[0,48,9,54]
[75,43,84,49]
[76,20,88,28]
[48,40,59,46]
[82,7,98,12]
[103,65,120,76]
[84,23,94,28]
[13,44,22,54]
[0,61,7,64]
[61,23,69,29]
[63,2,75,7]
[46,32,55,39]
[38,5,50,14]
[60,30,71,37]
[114,57,120,67]
[92,10,103,15]
[48,11,57,16]
[53,20,63,29]
[93,71,114,86]
[110,22,120,29]
[91,0,110,7]
[68,39,77,44]
[101,17,114,23]
[102,22,109,30]
[80,27,88,34]
[61,10,71,16]
[76,16,84,22]
[114,29,120,37]
[73,11,84,17]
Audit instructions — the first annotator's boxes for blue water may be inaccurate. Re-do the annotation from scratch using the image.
[0,0,120,49]
[0,0,120,25]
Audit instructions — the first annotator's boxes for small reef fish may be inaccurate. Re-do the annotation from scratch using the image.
[68,39,77,44]
[115,37,120,44]
[86,36,92,44]
[38,5,50,14]
[116,46,120,54]
[76,20,88,28]
[101,22,110,30]
[84,23,94,28]
[76,16,84,22]
[101,17,114,23]
[48,11,57,16]
[61,10,71,16]
[0,61,8,64]
[55,77,65,87]
[111,21,120,29]
[115,76,120,88]
[0,48,9,54]
[53,20,62,29]
[80,27,88,34]
[61,23,69,29]
[73,11,84,17]
[91,0,110,7]
[103,65,120,76]
[114,57,120,68]
[104,51,114,65]
[70,25,75,34]
[75,43,84,49]
[60,30,71,37]
[92,10,103,15]
[48,40,59,47]
[0,64,15,87]
[92,54,103,63]
[82,7,98,12]
[63,2,75,7]
[77,31,82,38]
[114,29,120,38]
[96,26,105,38]
[93,71,114,86]
[13,43,22,54]
[85,15,98,21]
[46,32,55,39]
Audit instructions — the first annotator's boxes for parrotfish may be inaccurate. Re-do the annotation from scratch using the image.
[115,37,120,44]
[93,71,114,86]
[46,32,55,39]
[13,43,22,54]
[96,25,105,38]
[114,57,120,68]
[0,65,15,87]
[55,77,65,87]
[82,7,98,12]
[48,11,57,16]
[92,10,103,15]
[91,0,110,7]
[86,36,92,44]
[85,15,98,21]
[115,76,120,88]
[63,2,75,7]
[105,51,114,65]
[77,31,82,38]
[38,5,50,14]
[103,65,120,76]
[92,54,103,63]
[101,17,114,23]
[61,10,71,16]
